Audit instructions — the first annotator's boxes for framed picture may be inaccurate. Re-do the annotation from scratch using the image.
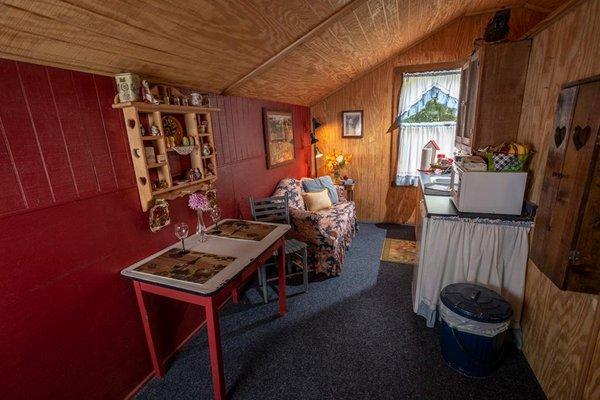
[263,109,295,169]
[342,110,363,138]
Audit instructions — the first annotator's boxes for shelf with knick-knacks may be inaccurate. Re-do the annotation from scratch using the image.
[112,101,220,211]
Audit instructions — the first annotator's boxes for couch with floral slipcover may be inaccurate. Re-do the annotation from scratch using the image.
[272,178,357,276]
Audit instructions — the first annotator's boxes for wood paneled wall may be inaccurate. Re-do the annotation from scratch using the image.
[310,9,544,222]
[517,1,600,398]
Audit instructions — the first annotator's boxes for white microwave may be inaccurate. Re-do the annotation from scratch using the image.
[450,163,527,215]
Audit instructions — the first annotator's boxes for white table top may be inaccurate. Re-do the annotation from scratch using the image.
[121,219,290,295]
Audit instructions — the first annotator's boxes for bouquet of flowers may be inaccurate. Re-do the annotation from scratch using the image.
[188,191,216,242]
[188,192,211,211]
[325,150,352,182]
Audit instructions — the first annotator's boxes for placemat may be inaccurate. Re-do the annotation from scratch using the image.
[134,249,236,284]
[207,220,277,241]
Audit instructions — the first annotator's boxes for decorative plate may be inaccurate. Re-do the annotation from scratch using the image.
[161,115,183,145]
[149,199,171,232]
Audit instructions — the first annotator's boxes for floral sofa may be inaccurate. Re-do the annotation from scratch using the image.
[272,178,357,276]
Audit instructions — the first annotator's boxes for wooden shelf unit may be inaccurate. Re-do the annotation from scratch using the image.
[112,102,220,211]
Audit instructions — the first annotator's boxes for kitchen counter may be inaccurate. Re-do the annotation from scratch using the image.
[414,172,533,337]
[418,172,534,221]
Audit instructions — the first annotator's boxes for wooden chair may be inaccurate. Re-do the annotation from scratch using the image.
[249,194,309,303]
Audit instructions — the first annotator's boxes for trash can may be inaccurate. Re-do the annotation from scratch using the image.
[439,283,513,377]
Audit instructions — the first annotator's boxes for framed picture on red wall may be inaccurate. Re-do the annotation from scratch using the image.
[263,108,295,169]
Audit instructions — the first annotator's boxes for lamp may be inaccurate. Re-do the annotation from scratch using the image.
[312,117,322,133]
[315,146,323,158]
[310,118,323,175]
[310,131,319,145]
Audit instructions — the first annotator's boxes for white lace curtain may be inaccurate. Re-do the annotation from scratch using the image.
[396,71,460,186]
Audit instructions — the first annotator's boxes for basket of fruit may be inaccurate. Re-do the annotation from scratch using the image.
[485,143,532,172]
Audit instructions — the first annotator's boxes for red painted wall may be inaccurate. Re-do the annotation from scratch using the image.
[0,59,310,399]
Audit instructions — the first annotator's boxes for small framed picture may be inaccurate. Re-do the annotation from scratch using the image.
[342,110,363,138]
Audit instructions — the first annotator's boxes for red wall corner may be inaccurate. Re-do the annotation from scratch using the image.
[0,58,310,399]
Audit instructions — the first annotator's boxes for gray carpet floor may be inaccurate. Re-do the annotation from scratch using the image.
[136,223,546,400]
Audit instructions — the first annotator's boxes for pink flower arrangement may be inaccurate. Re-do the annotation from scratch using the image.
[188,193,210,211]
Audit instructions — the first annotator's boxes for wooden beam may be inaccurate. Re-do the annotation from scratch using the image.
[221,0,365,95]
[521,0,588,38]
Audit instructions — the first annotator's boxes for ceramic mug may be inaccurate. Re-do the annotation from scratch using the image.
[190,92,201,106]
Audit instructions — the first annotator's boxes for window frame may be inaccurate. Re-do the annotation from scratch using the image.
[388,61,466,186]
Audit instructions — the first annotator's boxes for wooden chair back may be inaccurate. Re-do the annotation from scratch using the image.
[249,194,290,225]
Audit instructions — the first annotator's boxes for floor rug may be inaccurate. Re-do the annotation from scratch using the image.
[380,238,417,264]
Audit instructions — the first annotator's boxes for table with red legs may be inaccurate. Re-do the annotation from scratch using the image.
[122,219,289,400]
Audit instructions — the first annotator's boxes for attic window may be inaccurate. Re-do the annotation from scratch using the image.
[395,70,460,186]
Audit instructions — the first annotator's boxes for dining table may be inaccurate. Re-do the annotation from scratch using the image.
[121,219,290,400]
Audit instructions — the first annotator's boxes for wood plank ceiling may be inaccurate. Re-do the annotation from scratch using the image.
[0,0,564,106]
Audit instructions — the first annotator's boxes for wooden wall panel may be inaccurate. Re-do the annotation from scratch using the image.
[310,9,542,222]
[521,261,599,400]
[583,314,600,400]
[517,1,600,399]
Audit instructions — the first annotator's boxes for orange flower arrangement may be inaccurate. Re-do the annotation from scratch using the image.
[325,150,352,182]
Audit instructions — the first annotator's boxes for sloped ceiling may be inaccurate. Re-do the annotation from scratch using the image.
[0,0,564,105]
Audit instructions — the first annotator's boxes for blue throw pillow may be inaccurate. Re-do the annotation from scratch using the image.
[302,176,339,204]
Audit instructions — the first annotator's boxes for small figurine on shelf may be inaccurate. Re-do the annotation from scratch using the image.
[150,125,161,136]
[173,97,181,106]
[151,179,168,191]
[202,143,212,156]
[206,162,216,177]
[200,120,208,133]
[141,80,159,105]
[182,96,189,106]
[140,125,146,136]
[187,168,202,182]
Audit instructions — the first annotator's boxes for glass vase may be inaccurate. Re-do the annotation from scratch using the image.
[196,210,208,243]
[333,170,341,184]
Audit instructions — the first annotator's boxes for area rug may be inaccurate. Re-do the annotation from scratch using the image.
[380,238,417,264]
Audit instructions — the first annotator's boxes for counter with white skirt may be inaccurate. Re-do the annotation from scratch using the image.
[413,173,534,347]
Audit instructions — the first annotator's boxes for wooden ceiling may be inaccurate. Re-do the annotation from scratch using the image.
[0,0,564,105]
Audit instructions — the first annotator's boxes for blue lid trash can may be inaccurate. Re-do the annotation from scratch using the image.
[439,283,513,377]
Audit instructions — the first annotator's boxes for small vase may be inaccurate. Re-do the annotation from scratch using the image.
[333,171,341,184]
[196,210,208,242]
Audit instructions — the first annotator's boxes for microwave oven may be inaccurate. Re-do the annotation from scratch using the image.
[450,163,527,215]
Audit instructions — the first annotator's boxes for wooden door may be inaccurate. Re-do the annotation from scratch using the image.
[564,81,600,293]
[532,79,600,293]
[531,86,578,280]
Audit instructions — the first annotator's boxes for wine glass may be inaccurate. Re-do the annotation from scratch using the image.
[210,206,222,231]
[173,222,190,256]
